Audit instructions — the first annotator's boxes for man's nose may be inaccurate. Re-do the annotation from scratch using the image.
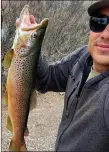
[101,24,109,40]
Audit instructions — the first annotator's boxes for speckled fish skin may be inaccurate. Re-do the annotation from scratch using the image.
[6,5,48,151]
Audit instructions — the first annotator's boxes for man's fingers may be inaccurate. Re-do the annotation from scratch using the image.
[16,18,20,28]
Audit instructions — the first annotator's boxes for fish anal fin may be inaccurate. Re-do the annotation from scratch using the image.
[4,49,13,69]
[30,90,37,111]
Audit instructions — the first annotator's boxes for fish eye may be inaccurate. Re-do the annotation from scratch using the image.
[33,32,37,38]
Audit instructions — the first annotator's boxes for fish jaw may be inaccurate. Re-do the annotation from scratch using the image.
[12,5,31,50]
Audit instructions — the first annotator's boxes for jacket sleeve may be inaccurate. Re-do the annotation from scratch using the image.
[104,89,109,131]
[35,46,88,93]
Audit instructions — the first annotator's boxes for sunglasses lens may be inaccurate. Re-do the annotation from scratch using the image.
[90,16,108,32]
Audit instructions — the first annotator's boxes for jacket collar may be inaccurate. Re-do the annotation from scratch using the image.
[85,51,109,84]
[79,49,109,83]
[85,51,109,78]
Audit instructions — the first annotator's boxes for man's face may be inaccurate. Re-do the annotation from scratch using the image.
[88,7,109,71]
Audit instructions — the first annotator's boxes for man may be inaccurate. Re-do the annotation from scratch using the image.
[34,0,109,151]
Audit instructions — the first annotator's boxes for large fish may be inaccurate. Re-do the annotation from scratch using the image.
[3,5,48,151]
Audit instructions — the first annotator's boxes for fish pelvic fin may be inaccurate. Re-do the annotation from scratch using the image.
[6,115,13,132]
[4,49,13,69]
[9,139,27,151]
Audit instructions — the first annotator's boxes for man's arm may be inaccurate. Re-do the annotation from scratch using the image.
[35,46,88,93]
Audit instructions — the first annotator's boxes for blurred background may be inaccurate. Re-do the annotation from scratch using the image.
[1,1,96,151]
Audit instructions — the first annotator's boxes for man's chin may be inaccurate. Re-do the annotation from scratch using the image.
[92,53,109,66]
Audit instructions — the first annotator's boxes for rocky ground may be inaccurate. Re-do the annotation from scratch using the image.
[2,92,64,151]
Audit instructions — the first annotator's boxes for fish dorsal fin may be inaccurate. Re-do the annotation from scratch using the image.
[30,90,37,111]
[4,49,13,69]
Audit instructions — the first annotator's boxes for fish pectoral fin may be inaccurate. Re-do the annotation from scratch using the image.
[4,49,13,69]
[30,90,37,111]
[9,139,27,151]
[6,115,13,132]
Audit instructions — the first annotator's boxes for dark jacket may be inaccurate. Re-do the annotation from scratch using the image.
[35,45,109,152]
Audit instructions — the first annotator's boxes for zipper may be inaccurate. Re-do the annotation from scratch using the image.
[66,81,80,116]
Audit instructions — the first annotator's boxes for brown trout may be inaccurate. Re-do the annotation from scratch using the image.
[4,5,48,151]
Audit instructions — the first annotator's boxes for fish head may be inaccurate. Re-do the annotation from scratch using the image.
[12,5,48,57]
[27,18,49,52]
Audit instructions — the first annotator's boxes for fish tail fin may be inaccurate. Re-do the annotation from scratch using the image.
[19,144,27,151]
[6,115,13,132]
[9,139,27,151]
[9,140,16,151]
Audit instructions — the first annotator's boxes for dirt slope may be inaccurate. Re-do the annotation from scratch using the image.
[2,92,64,151]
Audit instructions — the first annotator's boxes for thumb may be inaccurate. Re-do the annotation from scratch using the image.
[16,18,20,28]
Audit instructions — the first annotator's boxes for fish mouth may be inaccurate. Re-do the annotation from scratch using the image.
[13,5,49,57]
[16,5,49,31]
[21,18,49,31]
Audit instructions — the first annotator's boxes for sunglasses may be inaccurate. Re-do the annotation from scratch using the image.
[89,13,109,33]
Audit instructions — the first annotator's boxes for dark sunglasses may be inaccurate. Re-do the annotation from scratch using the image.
[89,13,109,33]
